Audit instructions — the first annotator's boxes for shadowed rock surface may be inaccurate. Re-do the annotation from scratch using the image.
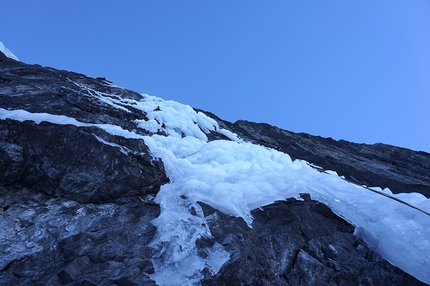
[0,187,160,286]
[1,51,169,285]
[0,120,167,204]
[1,50,428,285]
[0,53,147,131]
[200,197,425,285]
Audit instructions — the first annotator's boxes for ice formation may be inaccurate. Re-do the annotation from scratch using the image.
[1,89,429,285]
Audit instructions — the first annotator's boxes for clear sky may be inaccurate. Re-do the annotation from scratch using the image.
[1,1,429,152]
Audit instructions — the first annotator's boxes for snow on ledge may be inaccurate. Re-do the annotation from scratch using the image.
[0,41,19,61]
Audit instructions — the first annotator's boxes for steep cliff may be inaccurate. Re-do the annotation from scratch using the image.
[1,49,428,285]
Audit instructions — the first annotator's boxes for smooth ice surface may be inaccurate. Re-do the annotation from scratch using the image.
[2,89,430,285]
[0,41,19,61]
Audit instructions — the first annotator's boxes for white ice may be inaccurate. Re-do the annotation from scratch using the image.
[1,88,429,285]
[0,41,19,61]
[132,95,430,284]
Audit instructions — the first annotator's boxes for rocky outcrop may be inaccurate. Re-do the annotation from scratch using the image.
[200,196,425,285]
[1,50,168,284]
[2,192,425,286]
[0,186,160,285]
[0,51,169,204]
[201,111,430,198]
[0,50,152,134]
[0,119,168,203]
[1,50,427,285]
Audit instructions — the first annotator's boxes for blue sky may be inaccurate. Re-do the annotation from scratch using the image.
[1,1,430,152]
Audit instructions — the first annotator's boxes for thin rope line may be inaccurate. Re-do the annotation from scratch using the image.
[306,163,430,217]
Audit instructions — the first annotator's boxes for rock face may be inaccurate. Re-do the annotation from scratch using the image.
[0,50,169,204]
[200,196,424,285]
[0,120,168,204]
[0,50,168,284]
[0,187,160,285]
[0,50,428,285]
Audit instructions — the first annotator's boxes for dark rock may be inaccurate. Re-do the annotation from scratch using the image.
[0,50,149,134]
[0,187,159,285]
[0,51,169,203]
[299,193,312,202]
[200,200,426,285]
[0,119,168,203]
[1,49,167,285]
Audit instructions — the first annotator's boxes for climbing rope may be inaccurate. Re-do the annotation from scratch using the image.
[306,163,430,217]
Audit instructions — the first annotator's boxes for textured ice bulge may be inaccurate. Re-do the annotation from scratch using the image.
[138,95,430,285]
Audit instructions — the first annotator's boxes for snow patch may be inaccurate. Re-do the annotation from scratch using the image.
[0,42,19,61]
